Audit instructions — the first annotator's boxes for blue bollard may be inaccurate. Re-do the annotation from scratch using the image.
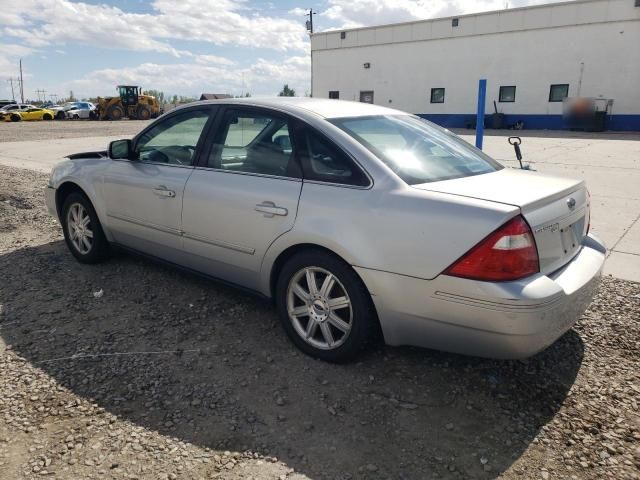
[475,79,487,150]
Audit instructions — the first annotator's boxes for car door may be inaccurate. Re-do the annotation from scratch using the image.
[180,106,303,290]
[101,107,214,261]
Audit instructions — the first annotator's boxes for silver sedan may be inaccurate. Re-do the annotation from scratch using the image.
[45,98,606,362]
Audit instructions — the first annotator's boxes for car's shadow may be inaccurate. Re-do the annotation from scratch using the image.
[0,241,584,479]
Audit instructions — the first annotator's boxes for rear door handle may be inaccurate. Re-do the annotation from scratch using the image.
[255,201,288,217]
[152,186,176,198]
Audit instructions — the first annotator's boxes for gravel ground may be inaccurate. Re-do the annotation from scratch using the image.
[0,120,150,143]
[0,164,639,480]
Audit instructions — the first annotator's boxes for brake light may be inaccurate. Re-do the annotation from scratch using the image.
[444,215,539,282]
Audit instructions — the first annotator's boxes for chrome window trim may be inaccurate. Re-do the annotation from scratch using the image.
[192,166,302,183]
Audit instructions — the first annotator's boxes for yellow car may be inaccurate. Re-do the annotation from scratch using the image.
[1,107,55,122]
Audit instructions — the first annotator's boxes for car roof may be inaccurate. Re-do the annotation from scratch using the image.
[195,97,405,119]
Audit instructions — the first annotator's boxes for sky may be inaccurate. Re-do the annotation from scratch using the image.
[0,0,563,102]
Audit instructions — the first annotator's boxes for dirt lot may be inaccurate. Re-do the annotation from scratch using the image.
[0,120,150,143]
[0,164,639,480]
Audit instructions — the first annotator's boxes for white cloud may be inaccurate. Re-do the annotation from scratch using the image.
[0,0,309,55]
[195,54,237,66]
[0,43,35,79]
[59,55,311,99]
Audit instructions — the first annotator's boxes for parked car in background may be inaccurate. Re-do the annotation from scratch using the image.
[0,100,15,109]
[65,102,96,119]
[1,106,55,122]
[0,103,36,112]
[45,98,606,363]
[50,102,80,120]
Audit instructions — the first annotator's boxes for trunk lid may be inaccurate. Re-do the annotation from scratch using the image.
[413,168,589,275]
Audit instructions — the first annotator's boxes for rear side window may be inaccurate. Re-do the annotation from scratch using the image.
[297,128,369,187]
[331,115,502,185]
[207,110,298,178]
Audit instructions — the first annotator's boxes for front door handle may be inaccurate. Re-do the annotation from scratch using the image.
[255,201,288,217]
[152,186,176,198]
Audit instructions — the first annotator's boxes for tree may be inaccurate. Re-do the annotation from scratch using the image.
[278,84,296,97]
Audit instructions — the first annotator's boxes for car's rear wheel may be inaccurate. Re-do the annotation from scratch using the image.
[43,113,52,120]
[61,192,109,264]
[276,250,377,362]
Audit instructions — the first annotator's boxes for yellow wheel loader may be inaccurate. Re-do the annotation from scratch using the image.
[95,86,161,121]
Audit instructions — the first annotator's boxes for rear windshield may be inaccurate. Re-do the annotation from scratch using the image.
[330,115,502,185]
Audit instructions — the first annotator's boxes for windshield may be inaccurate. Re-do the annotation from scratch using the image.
[330,115,503,185]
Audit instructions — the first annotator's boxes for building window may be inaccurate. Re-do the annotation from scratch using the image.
[340,31,346,39]
[499,86,516,102]
[359,91,374,104]
[329,91,339,99]
[549,84,569,102]
[430,88,445,104]
[452,18,459,27]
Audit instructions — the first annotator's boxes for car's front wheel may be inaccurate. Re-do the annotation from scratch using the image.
[276,250,378,362]
[61,192,109,263]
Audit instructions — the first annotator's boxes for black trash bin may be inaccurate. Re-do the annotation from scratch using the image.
[586,111,607,132]
[491,113,505,129]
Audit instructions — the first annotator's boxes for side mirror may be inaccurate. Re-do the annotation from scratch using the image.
[109,139,133,160]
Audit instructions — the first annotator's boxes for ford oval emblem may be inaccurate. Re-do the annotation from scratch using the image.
[567,197,576,209]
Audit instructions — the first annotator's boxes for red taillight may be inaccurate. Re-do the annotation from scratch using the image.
[444,215,539,282]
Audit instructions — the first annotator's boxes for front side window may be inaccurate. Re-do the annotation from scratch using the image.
[331,115,502,185]
[135,109,210,166]
[549,84,569,102]
[208,110,297,178]
[297,128,369,186]
[499,86,516,102]
[430,88,445,104]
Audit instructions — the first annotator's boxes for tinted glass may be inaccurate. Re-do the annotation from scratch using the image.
[499,86,516,102]
[430,88,445,103]
[549,84,569,102]
[135,109,210,165]
[331,115,503,185]
[208,110,297,178]
[298,129,369,186]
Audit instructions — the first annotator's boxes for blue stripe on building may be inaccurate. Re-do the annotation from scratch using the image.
[417,114,640,132]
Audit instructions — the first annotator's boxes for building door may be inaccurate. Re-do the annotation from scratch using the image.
[359,91,374,104]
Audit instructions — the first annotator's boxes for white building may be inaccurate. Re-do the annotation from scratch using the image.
[311,0,640,131]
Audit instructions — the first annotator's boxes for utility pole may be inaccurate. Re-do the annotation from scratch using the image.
[19,59,25,103]
[35,89,47,103]
[7,78,17,102]
[305,8,316,34]
[306,9,317,98]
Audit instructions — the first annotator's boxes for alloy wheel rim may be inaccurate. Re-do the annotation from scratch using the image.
[286,266,352,350]
[66,203,93,254]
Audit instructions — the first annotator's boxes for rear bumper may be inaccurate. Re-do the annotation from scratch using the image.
[356,233,606,359]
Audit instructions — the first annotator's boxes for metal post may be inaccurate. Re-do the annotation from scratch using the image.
[475,79,487,150]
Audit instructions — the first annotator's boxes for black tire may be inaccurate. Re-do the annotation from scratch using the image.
[107,104,124,121]
[275,250,378,363]
[43,113,53,120]
[56,111,65,120]
[136,105,151,120]
[10,114,21,122]
[60,192,110,264]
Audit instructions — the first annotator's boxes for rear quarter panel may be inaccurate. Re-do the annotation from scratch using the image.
[259,182,519,295]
